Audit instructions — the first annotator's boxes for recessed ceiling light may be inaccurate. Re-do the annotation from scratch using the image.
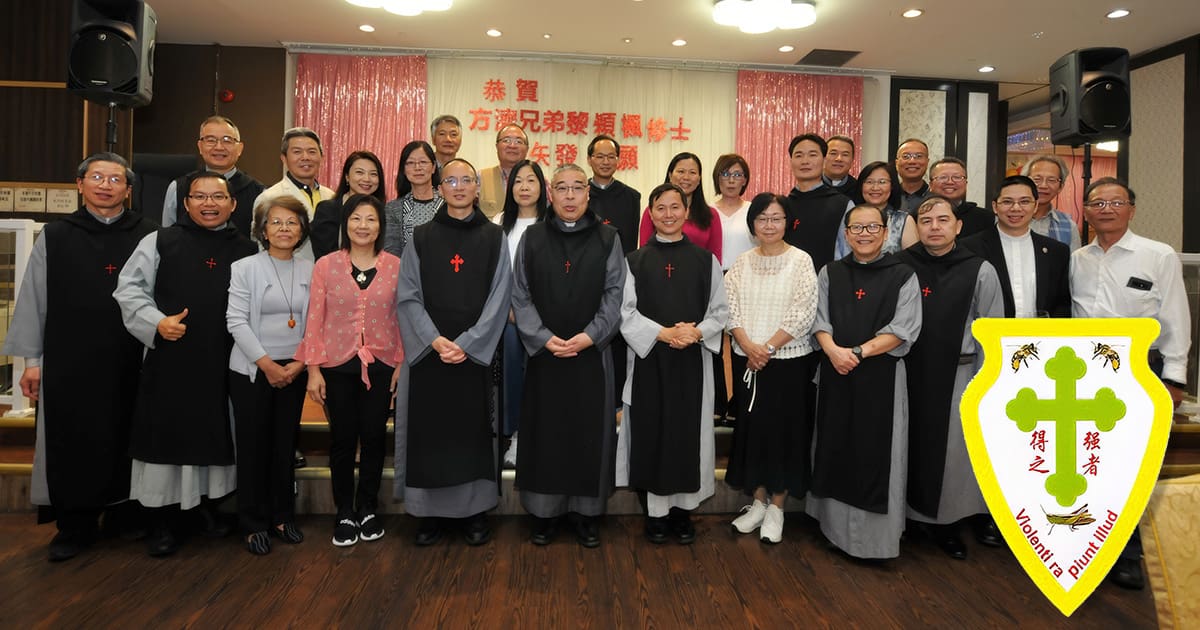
[359,24,376,32]
[978,65,995,73]
[486,28,502,37]
[1032,31,1044,39]
[622,37,632,43]
[543,33,552,39]
[672,39,687,47]
[1106,8,1130,18]
[902,8,923,18]
[779,45,795,53]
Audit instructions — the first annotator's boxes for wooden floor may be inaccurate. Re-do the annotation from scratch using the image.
[0,513,1156,628]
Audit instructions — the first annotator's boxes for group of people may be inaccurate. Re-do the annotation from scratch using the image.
[4,115,1188,593]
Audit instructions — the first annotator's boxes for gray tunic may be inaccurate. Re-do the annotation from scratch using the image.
[616,253,728,517]
[511,219,626,518]
[393,219,512,518]
[806,265,922,559]
[113,230,237,509]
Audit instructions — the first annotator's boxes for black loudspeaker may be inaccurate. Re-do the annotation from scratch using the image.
[1048,47,1131,146]
[67,0,156,107]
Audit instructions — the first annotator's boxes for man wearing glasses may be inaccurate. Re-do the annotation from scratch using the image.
[1021,154,1082,250]
[162,116,264,236]
[3,153,155,562]
[960,175,1070,319]
[1069,177,1190,590]
[479,123,530,219]
[896,138,931,214]
[928,157,994,239]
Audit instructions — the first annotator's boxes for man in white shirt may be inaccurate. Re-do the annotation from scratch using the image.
[1021,154,1082,250]
[1069,176,1190,590]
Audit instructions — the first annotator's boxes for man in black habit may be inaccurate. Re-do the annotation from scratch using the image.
[2,153,155,561]
[511,163,625,547]
[783,133,855,272]
[587,134,641,408]
[395,158,512,546]
[808,204,922,559]
[114,172,257,556]
[898,195,1004,559]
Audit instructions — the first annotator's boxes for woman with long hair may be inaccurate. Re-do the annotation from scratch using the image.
[310,151,386,259]
[383,140,444,258]
[833,161,917,259]
[638,152,723,263]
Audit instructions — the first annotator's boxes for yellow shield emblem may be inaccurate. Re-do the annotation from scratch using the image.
[960,318,1173,616]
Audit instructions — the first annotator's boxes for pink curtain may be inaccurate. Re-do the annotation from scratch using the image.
[735,70,863,198]
[294,55,427,199]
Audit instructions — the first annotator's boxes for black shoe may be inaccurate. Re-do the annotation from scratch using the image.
[294,450,307,469]
[669,510,696,545]
[196,505,232,538]
[972,517,1003,548]
[530,517,557,546]
[271,522,304,544]
[359,513,384,542]
[146,524,179,557]
[464,513,492,546]
[1109,557,1145,590]
[574,515,600,548]
[415,518,442,546]
[931,525,967,560]
[246,531,271,556]
[48,530,94,562]
[332,516,359,547]
[644,516,669,544]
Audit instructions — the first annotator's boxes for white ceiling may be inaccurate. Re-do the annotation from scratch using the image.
[152,0,1200,116]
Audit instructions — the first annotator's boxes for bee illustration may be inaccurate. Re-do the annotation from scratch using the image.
[1011,343,1040,372]
[1043,504,1097,534]
[1092,342,1121,372]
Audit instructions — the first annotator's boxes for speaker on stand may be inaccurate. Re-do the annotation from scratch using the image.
[1048,47,1131,242]
[66,0,157,153]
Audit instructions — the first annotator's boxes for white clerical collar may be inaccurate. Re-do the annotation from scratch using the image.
[997,229,1032,243]
[654,234,683,243]
[85,208,124,224]
[591,179,612,190]
[563,220,577,228]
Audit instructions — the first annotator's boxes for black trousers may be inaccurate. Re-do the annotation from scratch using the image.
[229,365,307,533]
[324,362,393,517]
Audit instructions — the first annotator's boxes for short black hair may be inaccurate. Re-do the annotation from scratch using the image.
[993,175,1037,203]
[340,194,386,255]
[844,204,886,227]
[587,134,620,157]
[827,135,856,154]
[76,152,134,186]
[746,192,789,237]
[280,127,322,155]
[788,133,827,157]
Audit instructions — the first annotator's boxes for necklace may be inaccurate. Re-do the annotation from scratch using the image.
[267,254,297,328]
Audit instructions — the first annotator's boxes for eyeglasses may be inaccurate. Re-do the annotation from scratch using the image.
[199,135,241,147]
[268,218,301,229]
[442,176,477,188]
[499,137,528,146]
[754,215,786,225]
[847,223,885,234]
[932,174,966,183]
[188,193,231,203]
[405,160,433,169]
[553,184,587,195]
[863,178,891,187]
[900,152,926,160]
[719,171,746,180]
[591,153,618,162]
[996,198,1036,210]
[1030,176,1062,185]
[85,173,126,185]
[1084,199,1132,210]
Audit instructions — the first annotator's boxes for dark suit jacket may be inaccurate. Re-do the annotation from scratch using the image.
[959,226,1071,318]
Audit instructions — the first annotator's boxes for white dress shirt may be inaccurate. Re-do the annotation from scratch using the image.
[1070,229,1191,383]
[998,229,1038,318]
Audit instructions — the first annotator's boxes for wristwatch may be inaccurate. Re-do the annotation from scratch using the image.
[851,345,863,359]
[766,344,777,356]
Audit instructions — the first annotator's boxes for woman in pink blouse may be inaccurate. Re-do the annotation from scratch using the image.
[296,194,404,547]
[639,152,723,264]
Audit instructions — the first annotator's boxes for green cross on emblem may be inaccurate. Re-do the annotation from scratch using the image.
[1006,346,1127,506]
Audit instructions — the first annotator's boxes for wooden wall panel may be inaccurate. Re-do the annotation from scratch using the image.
[2,0,71,83]
[0,87,84,183]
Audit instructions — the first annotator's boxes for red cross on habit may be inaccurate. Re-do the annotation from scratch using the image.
[855,289,866,300]
[205,258,217,269]
[792,218,800,230]
[450,254,464,273]
[104,263,117,275]
[564,260,572,274]
[602,218,612,225]
[922,286,932,297]
[664,263,675,278]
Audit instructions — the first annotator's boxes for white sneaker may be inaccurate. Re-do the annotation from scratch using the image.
[760,505,784,544]
[503,433,519,468]
[732,499,767,534]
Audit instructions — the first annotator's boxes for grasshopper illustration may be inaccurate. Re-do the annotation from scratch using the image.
[1043,504,1097,533]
